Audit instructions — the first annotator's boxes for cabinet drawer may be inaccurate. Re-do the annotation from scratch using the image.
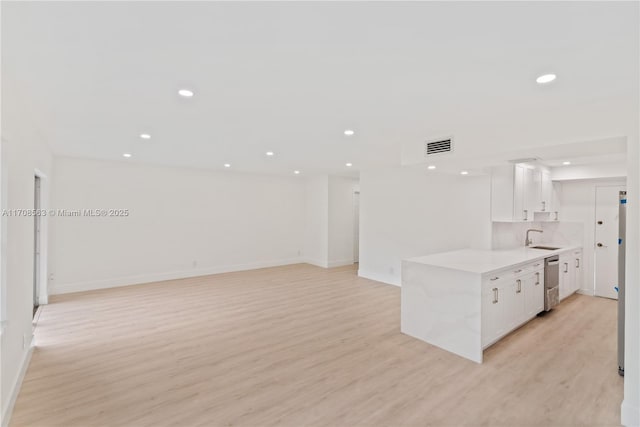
[482,260,544,293]
[530,261,544,272]
[482,273,510,293]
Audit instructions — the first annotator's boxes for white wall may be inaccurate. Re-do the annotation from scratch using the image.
[557,178,627,295]
[358,166,492,286]
[328,176,358,267]
[48,157,306,294]
[551,162,627,181]
[303,176,329,267]
[0,99,53,423]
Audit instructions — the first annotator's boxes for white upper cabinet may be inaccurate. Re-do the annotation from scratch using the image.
[513,165,526,220]
[491,163,558,222]
[540,170,553,212]
[524,167,541,219]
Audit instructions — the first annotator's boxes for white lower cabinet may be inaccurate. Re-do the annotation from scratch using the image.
[482,262,544,348]
[504,279,525,330]
[482,277,507,347]
[524,269,544,318]
[560,249,583,300]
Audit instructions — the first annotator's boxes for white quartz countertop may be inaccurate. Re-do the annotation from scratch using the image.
[404,245,582,275]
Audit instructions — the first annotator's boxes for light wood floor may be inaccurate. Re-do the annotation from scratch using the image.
[11,264,622,427]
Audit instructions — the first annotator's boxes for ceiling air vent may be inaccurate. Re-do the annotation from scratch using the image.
[425,138,453,157]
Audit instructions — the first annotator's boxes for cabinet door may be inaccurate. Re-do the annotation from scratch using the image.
[482,287,502,347]
[540,170,553,212]
[525,168,542,214]
[514,165,526,220]
[504,279,526,329]
[524,271,544,318]
[574,251,583,293]
[559,253,575,300]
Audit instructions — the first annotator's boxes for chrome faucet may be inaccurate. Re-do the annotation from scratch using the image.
[525,229,543,247]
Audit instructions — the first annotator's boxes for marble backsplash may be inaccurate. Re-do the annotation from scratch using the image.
[492,221,584,250]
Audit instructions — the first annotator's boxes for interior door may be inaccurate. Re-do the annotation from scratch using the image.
[594,185,626,299]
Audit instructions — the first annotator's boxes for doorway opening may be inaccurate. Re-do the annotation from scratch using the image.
[353,191,360,264]
[32,170,48,318]
[33,175,42,316]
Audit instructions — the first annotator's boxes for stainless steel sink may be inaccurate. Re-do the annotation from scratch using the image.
[530,245,561,250]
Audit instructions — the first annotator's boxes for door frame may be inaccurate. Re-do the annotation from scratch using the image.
[353,190,360,263]
[593,184,626,299]
[0,137,7,329]
[34,169,49,306]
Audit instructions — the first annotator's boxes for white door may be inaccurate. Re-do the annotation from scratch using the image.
[353,191,360,263]
[594,185,625,299]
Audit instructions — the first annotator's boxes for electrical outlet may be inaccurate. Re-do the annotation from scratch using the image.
[389,267,395,275]
[192,260,198,268]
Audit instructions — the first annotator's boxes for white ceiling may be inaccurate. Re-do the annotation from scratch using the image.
[3,1,638,176]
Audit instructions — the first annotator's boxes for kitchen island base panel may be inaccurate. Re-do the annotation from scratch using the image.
[401,261,483,363]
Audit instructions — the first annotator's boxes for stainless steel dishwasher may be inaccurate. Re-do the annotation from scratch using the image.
[544,256,560,311]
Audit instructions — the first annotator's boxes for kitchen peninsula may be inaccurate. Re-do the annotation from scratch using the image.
[401,246,582,363]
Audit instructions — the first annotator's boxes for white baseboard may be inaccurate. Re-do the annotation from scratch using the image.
[50,257,304,295]
[302,258,329,268]
[1,343,34,427]
[357,268,401,287]
[622,399,640,427]
[300,259,355,268]
[327,259,355,268]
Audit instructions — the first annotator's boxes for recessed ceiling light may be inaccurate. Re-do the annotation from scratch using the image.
[294,170,300,175]
[178,89,194,97]
[123,153,132,158]
[345,162,353,167]
[536,74,556,84]
[344,129,355,136]
[460,171,469,175]
[265,151,275,156]
[427,165,436,170]
[139,133,151,140]
[224,163,231,168]
[563,161,571,165]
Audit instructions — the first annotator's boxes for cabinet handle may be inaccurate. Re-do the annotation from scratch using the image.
[564,263,568,273]
[493,288,499,304]
[523,210,528,221]
[490,276,500,281]
[541,201,546,212]
[535,272,540,285]
[516,279,522,293]
[576,259,580,268]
